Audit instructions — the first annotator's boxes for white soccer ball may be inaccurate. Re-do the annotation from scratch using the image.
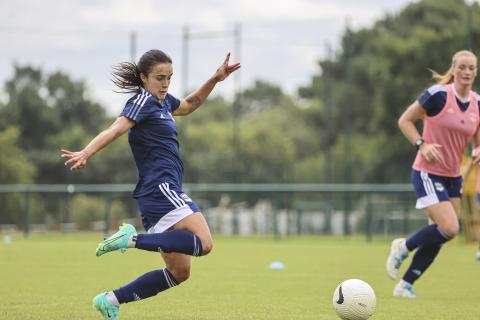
[332,279,376,320]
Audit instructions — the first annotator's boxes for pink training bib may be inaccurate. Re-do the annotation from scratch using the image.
[413,84,480,177]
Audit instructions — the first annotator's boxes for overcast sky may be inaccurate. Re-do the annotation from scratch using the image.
[1,0,416,114]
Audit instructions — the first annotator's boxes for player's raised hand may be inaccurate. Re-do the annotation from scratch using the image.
[213,53,241,82]
[61,149,89,171]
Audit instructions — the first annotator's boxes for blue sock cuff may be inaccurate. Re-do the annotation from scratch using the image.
[163,268,179,287]
[436,226,453,240]
[113,268,179,304]
[406,224,451,251]
[193,234,203,256]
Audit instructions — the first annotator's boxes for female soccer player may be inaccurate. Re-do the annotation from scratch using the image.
[61,49,240,319]
[386,50,480,298]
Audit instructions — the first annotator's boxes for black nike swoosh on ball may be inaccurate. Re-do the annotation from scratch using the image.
[336,284,344,304]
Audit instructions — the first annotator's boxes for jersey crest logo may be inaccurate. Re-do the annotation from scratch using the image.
[434,182,444,192]
[180,193,192,202]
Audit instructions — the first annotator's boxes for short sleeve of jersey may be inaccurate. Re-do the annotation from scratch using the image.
[417,84,447,117]
[120,92,155,124]
[164,93,181,113]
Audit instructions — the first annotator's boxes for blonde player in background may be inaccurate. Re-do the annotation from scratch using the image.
[387,50,480,298]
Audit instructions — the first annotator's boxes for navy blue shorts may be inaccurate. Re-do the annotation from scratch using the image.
[136,182,200,233]
[411,170,462,209]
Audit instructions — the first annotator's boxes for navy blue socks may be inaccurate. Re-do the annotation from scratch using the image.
[405,224,452,251]
[134,229,203,256]
[402,224,453,285]
[403,244,442,284]
[114,269,179,304]
[110,230,205,305]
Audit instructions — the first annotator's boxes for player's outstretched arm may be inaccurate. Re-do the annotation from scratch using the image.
[174,52,241,116]
[61,116,135,171]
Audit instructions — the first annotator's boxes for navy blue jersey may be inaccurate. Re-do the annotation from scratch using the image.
[418,84,480,116]
[120,88,182,198]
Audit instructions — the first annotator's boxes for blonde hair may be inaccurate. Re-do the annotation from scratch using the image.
[431,50,477,85]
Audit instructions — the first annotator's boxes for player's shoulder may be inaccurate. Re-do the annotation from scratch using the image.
[127,88,154,107]
[425,84,447,96]
[473,90,480,101]
[122,89,156,120]
[418,84,446,104]
[473,91,480,111]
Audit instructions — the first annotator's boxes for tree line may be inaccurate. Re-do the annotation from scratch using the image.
[0,0,479,223]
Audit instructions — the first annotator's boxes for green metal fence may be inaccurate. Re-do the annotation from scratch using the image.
[0,183,419,240]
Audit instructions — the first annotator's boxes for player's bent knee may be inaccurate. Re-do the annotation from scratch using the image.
[444,225,459,238]
[439,222,459,239]
[169,267,190,283]
[200,239,213,256]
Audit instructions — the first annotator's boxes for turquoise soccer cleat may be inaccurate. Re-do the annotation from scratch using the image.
[386,238,408,279]
[93,292,119,320]
[393,280,417,298]
[96,223,137,257]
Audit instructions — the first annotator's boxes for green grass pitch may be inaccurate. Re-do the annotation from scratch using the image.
[0,233,479,319]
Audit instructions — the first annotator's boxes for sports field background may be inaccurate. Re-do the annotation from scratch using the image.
[1,234,478,319]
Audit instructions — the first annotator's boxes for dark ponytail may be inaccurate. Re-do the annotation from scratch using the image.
[111,62,142,93]
[111,49,173,93]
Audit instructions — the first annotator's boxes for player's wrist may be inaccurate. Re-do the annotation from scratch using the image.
[414,138,424,150]
[81,149,92,160]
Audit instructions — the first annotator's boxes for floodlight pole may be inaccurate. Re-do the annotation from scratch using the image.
[130,32,137,63]
[232,23,242,183]
[180,26,190,156]
[323,43,333,183]
[343,24,353,236]
[182,26,190,97]
[465,0,479,50]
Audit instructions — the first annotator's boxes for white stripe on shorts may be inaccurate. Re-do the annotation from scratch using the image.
[163,183,187,206]
[420,171,435,195]
[147,206,194,234]
[159,183,186,208]
[416,171,440,209]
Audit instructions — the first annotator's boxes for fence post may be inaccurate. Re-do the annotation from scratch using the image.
[324,204,333,234]
[366,193,373,242]
[402,194,409,235]
[22,191,30,238]
[103,194,113,237]
[272,195,280,239]
[296,208,303,235]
